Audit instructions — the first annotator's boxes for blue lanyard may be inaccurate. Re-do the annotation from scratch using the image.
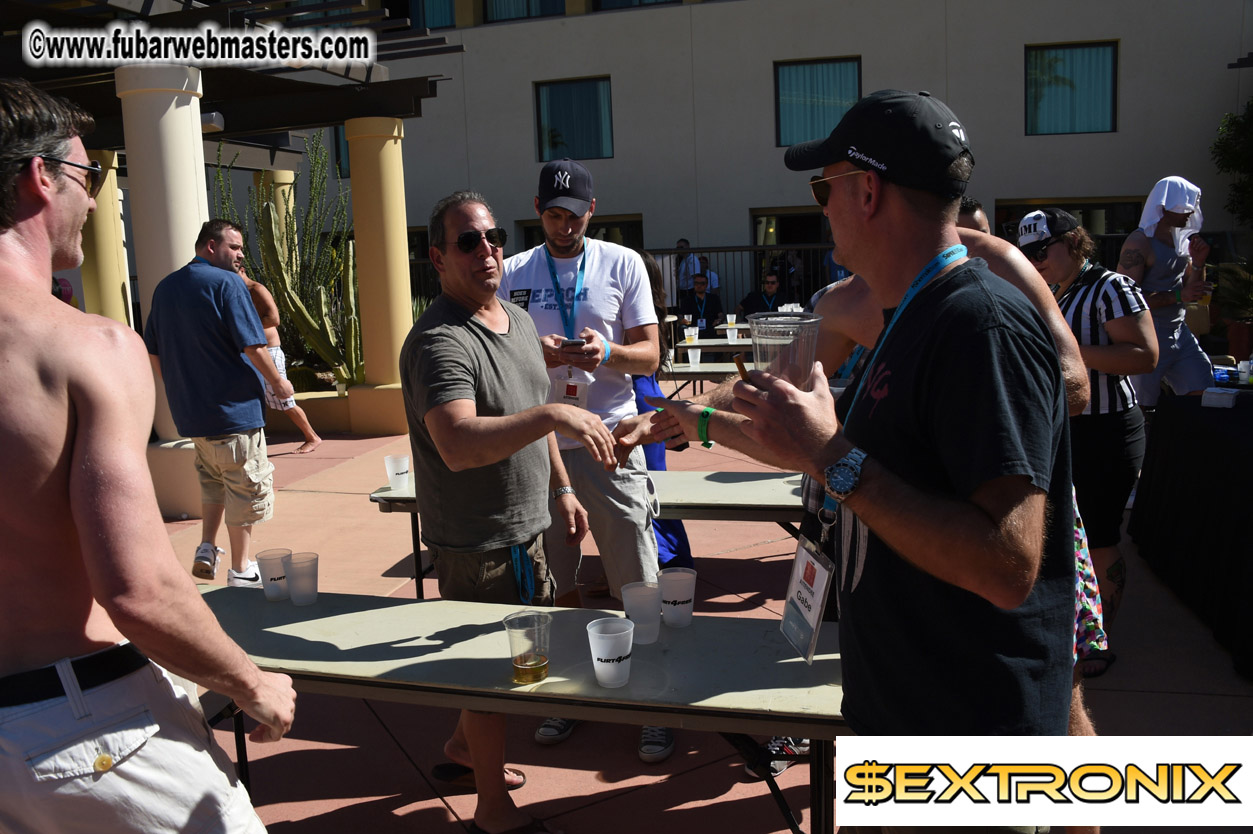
[696,296,707,319]
[844,245,967,429]
[835,345,865,380]
[763,293,777,311]
[544,246,587,340]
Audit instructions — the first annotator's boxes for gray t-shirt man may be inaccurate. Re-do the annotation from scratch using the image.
[401,295,552,551]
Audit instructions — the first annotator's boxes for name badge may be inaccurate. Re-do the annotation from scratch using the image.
[697,318,706,331]
[779,534,834,664]
[551,378,589,411]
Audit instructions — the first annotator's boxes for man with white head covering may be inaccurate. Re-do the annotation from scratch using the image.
[1117,176,1212,409]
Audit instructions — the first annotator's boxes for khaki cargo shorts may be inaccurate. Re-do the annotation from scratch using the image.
[192,429,274,526]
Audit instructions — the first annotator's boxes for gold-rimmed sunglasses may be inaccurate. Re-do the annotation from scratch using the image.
[809,169,867,206]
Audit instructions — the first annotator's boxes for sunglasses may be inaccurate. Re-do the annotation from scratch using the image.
[809,169,867,206]
[453,227,507,253]
[1029,237,1064,263]
[40,156,104,199]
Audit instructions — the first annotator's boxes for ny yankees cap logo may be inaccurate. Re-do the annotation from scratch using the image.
[554,171,571,190]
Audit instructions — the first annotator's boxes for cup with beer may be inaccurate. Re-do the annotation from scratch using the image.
[503,610,551,684]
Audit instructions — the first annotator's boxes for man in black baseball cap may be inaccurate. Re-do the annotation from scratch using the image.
[730,90,1077,743]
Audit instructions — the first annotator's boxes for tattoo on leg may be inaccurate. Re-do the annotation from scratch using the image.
[1106,557,1127,595]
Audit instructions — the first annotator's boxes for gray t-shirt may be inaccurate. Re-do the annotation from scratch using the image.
[400,295,552,552]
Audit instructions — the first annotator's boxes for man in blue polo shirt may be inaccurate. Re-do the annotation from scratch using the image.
[144,219,294,587]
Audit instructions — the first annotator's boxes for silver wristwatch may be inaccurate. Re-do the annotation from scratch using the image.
[550,485,576,500]
[824,447,866,504]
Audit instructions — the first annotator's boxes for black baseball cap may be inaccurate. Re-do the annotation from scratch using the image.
[784,90,973,198]
[1016,208,1080,259]
[538,158,593,215]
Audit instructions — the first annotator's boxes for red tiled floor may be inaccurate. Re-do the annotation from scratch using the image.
[173,430,1253,833]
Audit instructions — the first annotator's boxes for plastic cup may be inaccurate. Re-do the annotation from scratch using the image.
[684,326,698,344]
[503,610,551,684]
[287,552,319,606]
[726,314,737,326]
[587,617,635,688]
[1239,360,1251,384]
[658,567,697,628]
[255,548,292,602]
[688,348,702,367]
[682,314,693,326]
[747,312,822,391]
[620,581,662,645]
[384,454,410,491]
[727,328,739,341]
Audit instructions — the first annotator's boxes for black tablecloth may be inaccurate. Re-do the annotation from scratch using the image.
[1128,391,1253,679]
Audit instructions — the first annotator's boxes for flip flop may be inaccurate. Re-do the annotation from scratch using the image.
[1079,649,1117,679]
[467,819,553,834]
[430,762,526,791]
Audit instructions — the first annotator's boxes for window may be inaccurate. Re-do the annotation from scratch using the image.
[775,58,860,147]
[536,77,613,161]
[594,0,677,10]
[1025,42,1117,135]
[485,0,564,23]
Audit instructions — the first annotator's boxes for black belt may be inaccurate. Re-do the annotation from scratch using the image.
[0,644,150,708]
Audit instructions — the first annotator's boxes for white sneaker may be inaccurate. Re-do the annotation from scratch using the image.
[192,542,224,579]
[227,560,262,588]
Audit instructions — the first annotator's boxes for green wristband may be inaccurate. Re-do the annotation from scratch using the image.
[698,406,715,448]
[1175,288,1182,303]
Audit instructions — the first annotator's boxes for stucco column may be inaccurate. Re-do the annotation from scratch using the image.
[80,150,131,325]
[116,65,209,519]
[253,168,296,229]
[116,64,209,441]
[344,117,411,386]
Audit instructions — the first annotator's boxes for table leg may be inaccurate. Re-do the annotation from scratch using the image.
[411,514,425,600]
[810,738,835,834]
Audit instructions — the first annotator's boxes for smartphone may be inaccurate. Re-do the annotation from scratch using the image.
[561,338,587,348]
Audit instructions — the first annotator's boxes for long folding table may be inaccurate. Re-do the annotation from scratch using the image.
[201,587,842,833]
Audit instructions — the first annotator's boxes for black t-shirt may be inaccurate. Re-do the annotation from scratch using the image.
[831,259,1074,735]
[679,292,724,338]
[738,291,788,316]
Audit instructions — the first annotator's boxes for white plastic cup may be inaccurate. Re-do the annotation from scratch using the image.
[727,328,739,341]
[287,552,319,606]
[587,617,635,688]
[726,314,737,326]
[255,548,292,602]
[620,581,662,645]
[384,454,410,491]
[684,326,698,344]
[658,567,697,628]
[688,348,702,367]
[1239,360,1251,384]
[747,312,822,392]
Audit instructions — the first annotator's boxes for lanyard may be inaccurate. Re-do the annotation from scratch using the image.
[696,296,707,319]
[544,246,587,340]
[844,245,966,430]
[763,293,777,311]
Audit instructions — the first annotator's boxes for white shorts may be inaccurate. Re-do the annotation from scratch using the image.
[0,647,265,834]
[263,346,297,411]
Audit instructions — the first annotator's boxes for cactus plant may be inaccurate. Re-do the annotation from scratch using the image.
[212,131,363,385]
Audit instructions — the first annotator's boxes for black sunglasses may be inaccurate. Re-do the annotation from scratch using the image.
[1029,237,1064,263]
[454,227,507,253]
[40,156,104,199]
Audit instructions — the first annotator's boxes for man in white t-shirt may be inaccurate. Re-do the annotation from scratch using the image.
[500,158,671,762]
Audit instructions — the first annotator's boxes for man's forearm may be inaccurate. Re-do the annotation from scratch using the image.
[604,339,659,375]
[243,344,284,389]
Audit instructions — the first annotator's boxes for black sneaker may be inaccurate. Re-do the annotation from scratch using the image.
[744,736,809,779]
[534,717,579,745]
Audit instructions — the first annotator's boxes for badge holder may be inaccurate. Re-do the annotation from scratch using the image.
[779,533,835,664]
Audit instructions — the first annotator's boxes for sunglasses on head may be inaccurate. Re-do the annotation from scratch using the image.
[1029,237,1064,263]
[40,156,104,199]
[809,169,867,206]
[453,227,507,253]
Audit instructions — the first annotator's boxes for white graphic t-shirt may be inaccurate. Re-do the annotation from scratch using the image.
[500,238,657,448]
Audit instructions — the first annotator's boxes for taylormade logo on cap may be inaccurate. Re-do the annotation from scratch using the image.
[847,146,887,171]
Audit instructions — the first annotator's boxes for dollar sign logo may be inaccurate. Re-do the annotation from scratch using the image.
[845,760,892,805]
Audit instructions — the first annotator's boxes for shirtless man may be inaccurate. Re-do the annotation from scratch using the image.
[236,264,322,454]
[0,78,295,833]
